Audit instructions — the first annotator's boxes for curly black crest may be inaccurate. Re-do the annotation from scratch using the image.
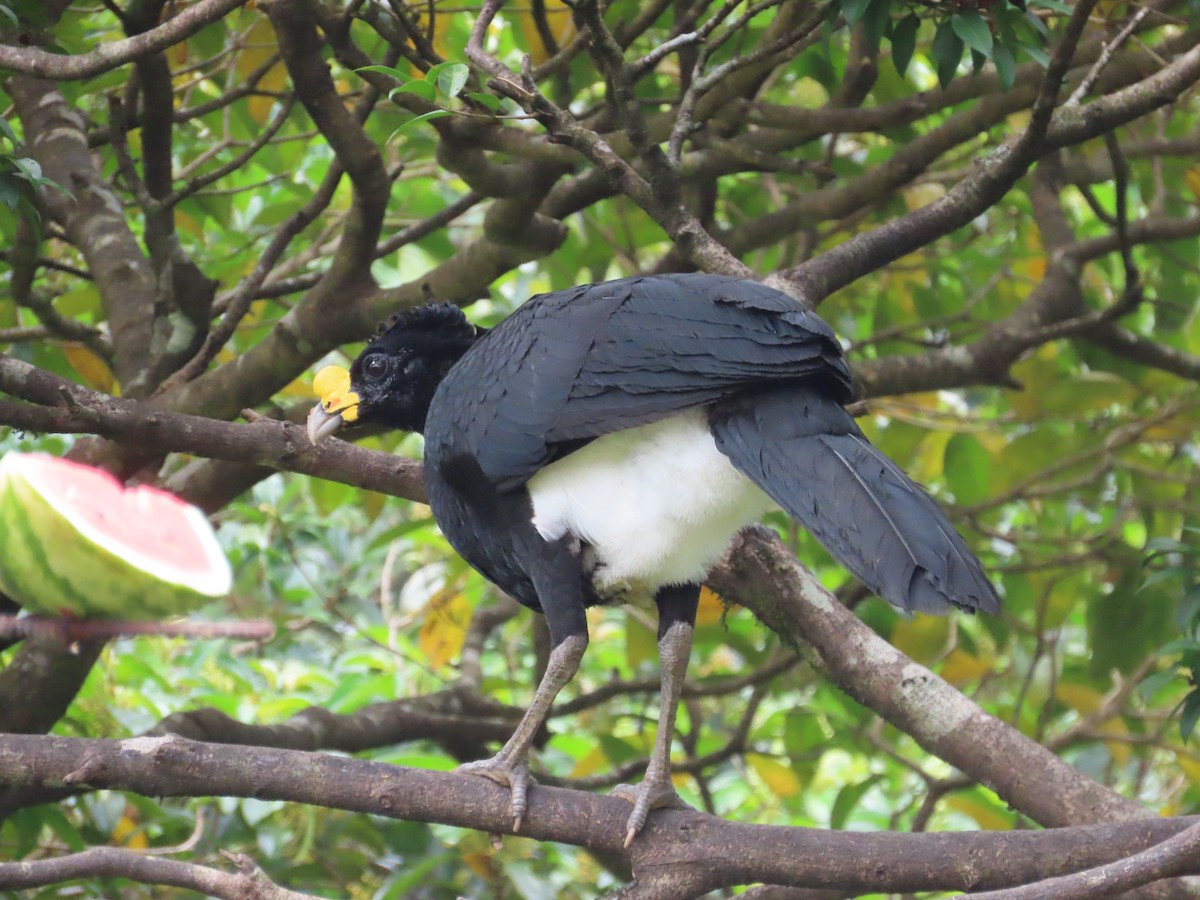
[375,302,472,339]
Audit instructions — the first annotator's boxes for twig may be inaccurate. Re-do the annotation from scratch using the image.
[0,846,318,899]
[1066,7,1153,107]
[0,615,276,643]
[962,819,1200,899]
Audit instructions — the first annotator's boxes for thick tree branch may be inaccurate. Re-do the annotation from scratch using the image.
[967,820,1200,900]
[8,78,159,396]
[0,0,247,80]
[0,734,1197,896]
[0,354,425,502]
[710,528,1150,829]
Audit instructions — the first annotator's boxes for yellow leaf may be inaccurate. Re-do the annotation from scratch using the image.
[568,744,610,778]
[945,793,1014,830]
[418,589,472,669]
[361,490,386,521]
[1056,682,1131,763]
[909,429,951,486]
[670,770,697,793]
[1144,410,1200,441]
[1097,717,1131,766]
[902,182,945,212]
[891,614,950,666]
[907,391,945,410]
[1020,223,1046,283]
[747,753,803,798]
[64,344,118,395]
[462,850,498,879]
[939,648,991,687]
[696,586,728,627]
[238,14,289,124]
[456,832,501,878]
[1185,168,1200,203]
[174,209,203,239]
[1055,682,1103,715]
[1008,344,1059,420]
[515,0,576,64]
[111,807,148,849]
[1175,752,1200,784]
[625,609,656,669]
[409,7,466,61]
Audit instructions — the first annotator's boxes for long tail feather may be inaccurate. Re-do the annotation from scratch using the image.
[710,387,999,614]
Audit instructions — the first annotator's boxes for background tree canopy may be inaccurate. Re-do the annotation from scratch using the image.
[1,0,1200,896]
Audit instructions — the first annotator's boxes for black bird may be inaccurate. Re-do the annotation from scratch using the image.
[308,273,999,844]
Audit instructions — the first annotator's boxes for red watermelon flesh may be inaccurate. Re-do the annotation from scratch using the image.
[0,453,232,617]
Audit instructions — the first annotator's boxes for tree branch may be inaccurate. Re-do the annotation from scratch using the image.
[0,734,1197,896]
[0,0,247,80]
[0,846,318,899]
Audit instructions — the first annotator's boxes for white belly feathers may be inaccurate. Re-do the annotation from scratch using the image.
[526,408,773,596]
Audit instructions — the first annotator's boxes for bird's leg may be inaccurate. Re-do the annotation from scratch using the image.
[458,632,586,830]
[612,582,701,847]
[457,533,588,832]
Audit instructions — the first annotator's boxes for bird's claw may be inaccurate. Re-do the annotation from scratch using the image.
[611,780,694,847]
[457,757,535,832]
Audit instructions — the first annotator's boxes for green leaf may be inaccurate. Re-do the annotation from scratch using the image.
[993,41,1016,89]
[467,91,502,112]
[952,11,993,57]
[0,3,16,28]
[1024,44,1051,67]
[0,179,18,210]
[0,115,17,146]
[943,433,992,506]
[841,0,871,26]
[429,62,469,99]
[891,14,919,77]
[862,0,892,48]
[1177,587,1200,634]
[388,109,454,141]
[1028,0,1072,11]
[1180,690,1200,743]
[11,156,41,181]
[1088,574,1176,677]
[830,775,882,830]
[931,20,964,88]
[390,80,437,102]
[355,64,411,83]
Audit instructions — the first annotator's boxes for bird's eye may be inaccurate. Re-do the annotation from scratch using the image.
[362,354,389,380]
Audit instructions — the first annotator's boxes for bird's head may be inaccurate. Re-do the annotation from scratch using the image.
[307,303,480,442]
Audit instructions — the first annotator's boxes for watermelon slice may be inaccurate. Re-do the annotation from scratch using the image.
[0,453,232,618]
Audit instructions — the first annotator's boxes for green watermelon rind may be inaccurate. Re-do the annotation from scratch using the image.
[0,457,232,619]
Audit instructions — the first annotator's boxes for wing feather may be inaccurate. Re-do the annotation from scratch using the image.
[425,274,849,488]
[710,386,999,614]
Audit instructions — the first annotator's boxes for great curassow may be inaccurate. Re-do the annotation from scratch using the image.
[308,273,999,845]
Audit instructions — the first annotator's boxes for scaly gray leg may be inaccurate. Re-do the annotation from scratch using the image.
[458,632,587,831]
[458,531,589,832]
[613,582,700,846]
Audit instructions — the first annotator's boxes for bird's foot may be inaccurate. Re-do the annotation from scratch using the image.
[611,779,694,847]
[457,756,536,832]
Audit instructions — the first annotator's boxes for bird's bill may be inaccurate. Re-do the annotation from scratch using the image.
[307,365,360,443]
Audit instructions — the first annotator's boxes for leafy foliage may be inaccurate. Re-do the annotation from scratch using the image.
[0,114,66,225]
[1,0,1199,896]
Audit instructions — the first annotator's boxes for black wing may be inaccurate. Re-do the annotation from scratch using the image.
[710,386,1000,614]
[423,274,851,489]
